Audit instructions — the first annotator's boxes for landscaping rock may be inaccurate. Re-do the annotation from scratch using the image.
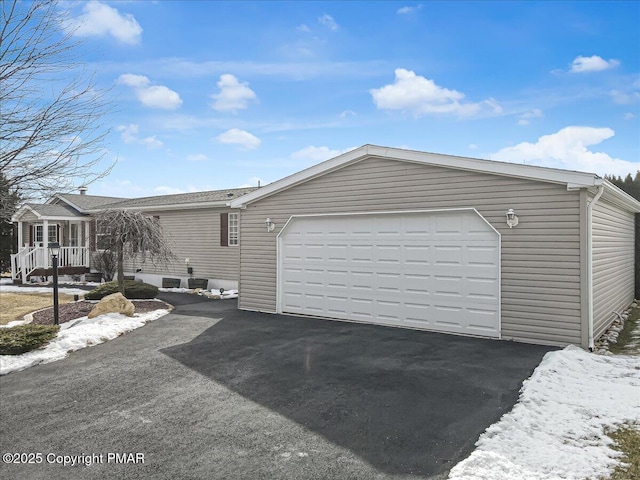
[88,292,135,319]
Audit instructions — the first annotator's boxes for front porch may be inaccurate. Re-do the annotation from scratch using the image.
[10,246,90,283]
[10,204,93,284]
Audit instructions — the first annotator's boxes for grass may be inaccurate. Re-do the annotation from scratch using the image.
[605,423,640,480]
[0,292,79,325]
[609,305,640,355]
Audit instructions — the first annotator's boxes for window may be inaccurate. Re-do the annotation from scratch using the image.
[33,225,57,244]
[229,213,239,246]
[48,225,58,243]
[34,225,43,244]
[96,221,112,250]
[220,212,239,247]
[70,224,78,247]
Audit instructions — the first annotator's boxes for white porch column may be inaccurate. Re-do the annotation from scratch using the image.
[84,220,91,267]
[42,219,49,268]
[17,221,23,250]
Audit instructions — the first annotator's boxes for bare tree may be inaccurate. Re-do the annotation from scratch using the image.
[0,0,112,206]
[94,210,175,294]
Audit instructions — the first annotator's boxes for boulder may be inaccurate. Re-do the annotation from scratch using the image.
[88,292,135,319]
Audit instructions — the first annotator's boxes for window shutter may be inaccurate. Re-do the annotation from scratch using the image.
[220,213,229,247]
[29,225,34,247]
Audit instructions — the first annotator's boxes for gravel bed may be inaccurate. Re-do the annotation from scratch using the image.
[31,300,173,325]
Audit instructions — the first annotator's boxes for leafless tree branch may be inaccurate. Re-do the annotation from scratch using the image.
[94,210,176,293]
[0,0,113,207]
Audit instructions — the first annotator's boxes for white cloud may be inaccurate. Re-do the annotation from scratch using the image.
[318,14,338,30]
[117,124,163,149]
[610,89,640,105]
[67,0,142,45]
[490,126,639,176]
[339,110,357,118]
[468,144,478,150]
[216,129,261,149]
[292,145,357,162]
[370,69,502,117]
[397,4,423,15]
[296,24,312,33]
[623,112,636,120]
[238,176,265,188]
[210,74,257,113]
[518,108,544,126]
[570,55,620,73]
[117,74,182,110]
[154,186,185,195]
[186,154,208,162]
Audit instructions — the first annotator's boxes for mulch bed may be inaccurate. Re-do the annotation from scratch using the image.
[31,300,173,325]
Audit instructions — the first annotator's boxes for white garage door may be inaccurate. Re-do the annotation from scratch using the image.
[278,209,500,338]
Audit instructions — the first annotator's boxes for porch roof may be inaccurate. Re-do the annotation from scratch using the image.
[12,203,88,222]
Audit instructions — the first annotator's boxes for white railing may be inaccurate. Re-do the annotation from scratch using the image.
[10,246,90,283]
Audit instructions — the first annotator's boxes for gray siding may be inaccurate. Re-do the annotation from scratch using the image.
[122,207,240,282]
[239,157,583,346]
[592,199,635,339]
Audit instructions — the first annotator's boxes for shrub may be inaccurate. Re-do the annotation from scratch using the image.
[84,280,158,300]
[0,324,60,355]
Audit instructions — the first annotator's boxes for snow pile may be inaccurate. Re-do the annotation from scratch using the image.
[159,287,239,299]
[449,346,640,480]
[0,309,170,376]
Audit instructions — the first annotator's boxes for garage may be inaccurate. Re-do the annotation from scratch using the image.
[231,145,640,347]
[278,209,500,338]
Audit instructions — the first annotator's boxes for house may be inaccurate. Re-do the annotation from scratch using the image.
[229,144,640,349]
[10,187,256,290]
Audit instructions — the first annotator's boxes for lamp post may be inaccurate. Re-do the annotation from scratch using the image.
[49,242,60,325]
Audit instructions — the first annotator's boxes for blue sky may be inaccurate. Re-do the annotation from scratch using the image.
[60,0,639,198]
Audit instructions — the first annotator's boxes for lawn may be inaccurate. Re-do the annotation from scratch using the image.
[0,292,79,325]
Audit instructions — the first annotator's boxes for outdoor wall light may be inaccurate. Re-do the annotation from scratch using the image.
[505,209,519,228]
[265,218,275,232]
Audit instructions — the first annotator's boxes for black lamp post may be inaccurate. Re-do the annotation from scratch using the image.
[49,242,60,325]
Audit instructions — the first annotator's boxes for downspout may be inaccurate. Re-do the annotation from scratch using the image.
[586,183,605,351]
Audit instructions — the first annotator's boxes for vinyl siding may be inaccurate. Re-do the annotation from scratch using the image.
[121,207,240,282]
[592,199,635,339]
[238,157,583,346]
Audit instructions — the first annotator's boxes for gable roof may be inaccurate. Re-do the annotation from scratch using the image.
[82,187,258,212]
[230,144,640,212]
[11,203,86,222]
[52,193,127,212]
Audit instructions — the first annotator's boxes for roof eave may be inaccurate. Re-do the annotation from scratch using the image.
[602,180,640,212]
[84,200,237,213]
[230,144,604,207]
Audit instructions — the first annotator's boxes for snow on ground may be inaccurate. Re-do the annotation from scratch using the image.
[448,345,640,480]
[0,283,90,296]
[0,309,170,376]
[159,287,239,299]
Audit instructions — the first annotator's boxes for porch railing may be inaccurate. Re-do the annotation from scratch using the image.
[10,246,89,283]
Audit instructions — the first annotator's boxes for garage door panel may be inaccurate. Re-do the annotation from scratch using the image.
[279,210,500,338]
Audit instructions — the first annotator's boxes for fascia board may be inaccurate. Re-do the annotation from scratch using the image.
[11,205,41,222]
[83,201,235,213]
[230,144,602,207]
[602,180,640,212]
[52,195,87,213]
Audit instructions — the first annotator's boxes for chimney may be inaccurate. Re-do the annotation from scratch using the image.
[79,186,87,195]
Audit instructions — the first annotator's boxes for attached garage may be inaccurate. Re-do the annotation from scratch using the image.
[231,145,640,348]
[278,209,500,338]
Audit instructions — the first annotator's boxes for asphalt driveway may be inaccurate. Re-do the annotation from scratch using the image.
[0,292,554,479]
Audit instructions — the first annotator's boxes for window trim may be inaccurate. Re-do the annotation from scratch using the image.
[228,212,239,246]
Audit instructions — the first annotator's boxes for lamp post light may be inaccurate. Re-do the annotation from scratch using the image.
[49,242,60,325]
